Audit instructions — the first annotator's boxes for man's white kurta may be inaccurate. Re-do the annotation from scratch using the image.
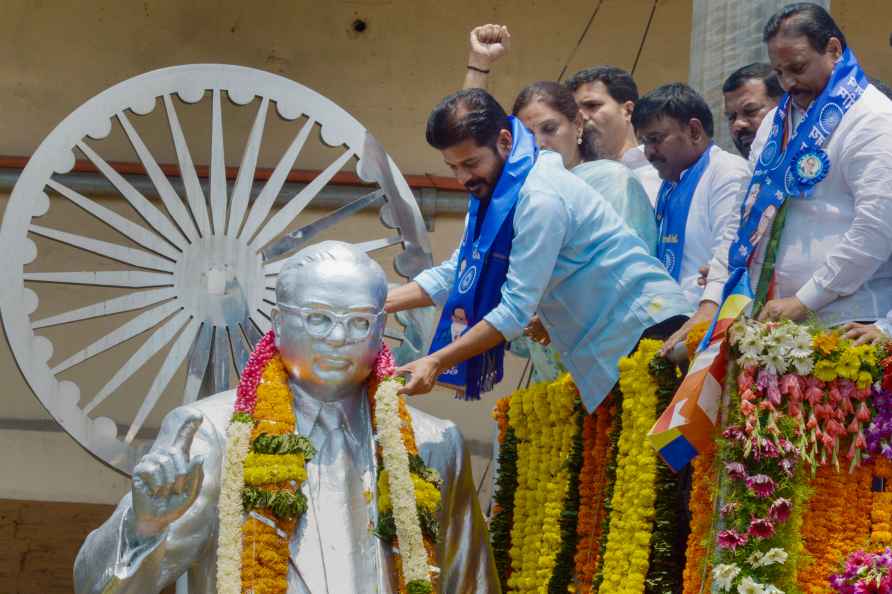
[704,84,892,325]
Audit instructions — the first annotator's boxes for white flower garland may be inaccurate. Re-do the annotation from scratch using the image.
[374,378,430,586]
[215,419,253,594]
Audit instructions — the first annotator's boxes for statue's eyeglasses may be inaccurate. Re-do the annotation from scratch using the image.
[277,303,383,342]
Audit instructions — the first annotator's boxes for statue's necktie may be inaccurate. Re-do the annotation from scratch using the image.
[310,403,373,592]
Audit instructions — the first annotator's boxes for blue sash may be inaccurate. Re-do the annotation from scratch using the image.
[655,144,713,280]
[700,48,867,349]
[428,117,538,399]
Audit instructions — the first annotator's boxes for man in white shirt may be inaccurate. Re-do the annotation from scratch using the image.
[668,2,892,351]
[630,83,750,306]
[565,66,663,205]
[722,63,784,158]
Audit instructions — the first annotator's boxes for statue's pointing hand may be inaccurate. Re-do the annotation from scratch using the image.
[131,411,205,538]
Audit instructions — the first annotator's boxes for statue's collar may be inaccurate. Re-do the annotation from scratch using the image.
[290,381,368,447]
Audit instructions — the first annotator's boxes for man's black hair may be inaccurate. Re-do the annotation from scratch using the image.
[722,63,784,99]
[564,65,639,104]
[425,88,510,150]
[763,2,847,52]
[631,83,714,138]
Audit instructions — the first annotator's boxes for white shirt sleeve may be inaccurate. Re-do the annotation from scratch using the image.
[413,248,460,307]
[875,311,892,337]
[702,123,766,305]
[484,189,569,341]
[795,118,892,310]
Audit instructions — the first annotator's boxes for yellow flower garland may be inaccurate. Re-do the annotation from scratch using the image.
[598,339,662,594]
[871,457,892,545]
[506,374,580,593]
[241,356,299,594]
[217,335,438,594]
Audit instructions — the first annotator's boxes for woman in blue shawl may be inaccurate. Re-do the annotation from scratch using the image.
[509,81,658,383]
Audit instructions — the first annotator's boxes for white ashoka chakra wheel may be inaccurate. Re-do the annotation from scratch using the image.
[0,64,433,474]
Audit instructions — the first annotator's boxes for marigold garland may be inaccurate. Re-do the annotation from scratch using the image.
[505,374,581,593]
[547,402,584,594]
[573,399,616,594]
[491,396,519,591]
[645,355,687,593]
[591,389,624,594]
[373,376,435,593]
[796,463,872,593]
[216,332,438,594]
[598,339,662,593]
[682,442,717,594]
[871,457,892,546]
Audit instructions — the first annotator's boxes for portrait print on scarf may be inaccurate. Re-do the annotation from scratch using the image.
[429,116,538,400]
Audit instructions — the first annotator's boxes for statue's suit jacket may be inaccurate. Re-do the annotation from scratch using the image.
[74,390,500,594]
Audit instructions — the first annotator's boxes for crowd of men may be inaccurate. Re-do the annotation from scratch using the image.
[388,2,892,407]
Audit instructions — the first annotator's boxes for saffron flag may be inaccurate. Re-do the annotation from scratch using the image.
[648,273,752,471]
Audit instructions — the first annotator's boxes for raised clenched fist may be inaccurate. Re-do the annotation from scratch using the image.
[468,24,511,68]
[131,411,205,538]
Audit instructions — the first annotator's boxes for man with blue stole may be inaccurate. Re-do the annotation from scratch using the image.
[650,2,892,473]
[385,88,692,411]
[631,83,751,311]
[696,2,892,334]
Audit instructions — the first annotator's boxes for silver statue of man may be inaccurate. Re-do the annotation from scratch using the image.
[74,241,498,594]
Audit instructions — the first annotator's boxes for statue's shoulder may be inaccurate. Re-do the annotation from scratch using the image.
[158,390,237,443]
[405,404,465,465]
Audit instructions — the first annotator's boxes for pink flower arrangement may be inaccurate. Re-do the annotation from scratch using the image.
[373,342,396,378]
[768,498,792,524]
[717,529,749,551]
[829,548,892,593]
[748,517,776,539]
[726,462,747,481]
[234,331,278,414]
[746,474,776,498]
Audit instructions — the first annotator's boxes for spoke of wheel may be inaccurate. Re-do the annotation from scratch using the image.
[241,318,262,346]
[47,180,180,261]
[251,311,271,334]
[257,299,274,318]
[354,236,402,253]
[32,287,176,329]
[183,322,213,405]
[229,325,251,376]
[210,89,229,235]
[163,94,212,237]
[51,300,181,374]
[264,259,286,275]
[76,141,187,250]
[83,309,190,414]
[211,325,231,392]
[29,225,175,272]
[226,97,269,237]
[239,118,316,243]
[117,111,199,242]
[24,271,174,288]
[261,189,385,260]
[250,148,356,250]
[125,317,201,444]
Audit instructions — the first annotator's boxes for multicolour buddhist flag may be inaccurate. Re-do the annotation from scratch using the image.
[648,271,753,471]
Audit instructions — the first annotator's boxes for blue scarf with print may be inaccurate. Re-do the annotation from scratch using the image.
[429,116,538,399]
